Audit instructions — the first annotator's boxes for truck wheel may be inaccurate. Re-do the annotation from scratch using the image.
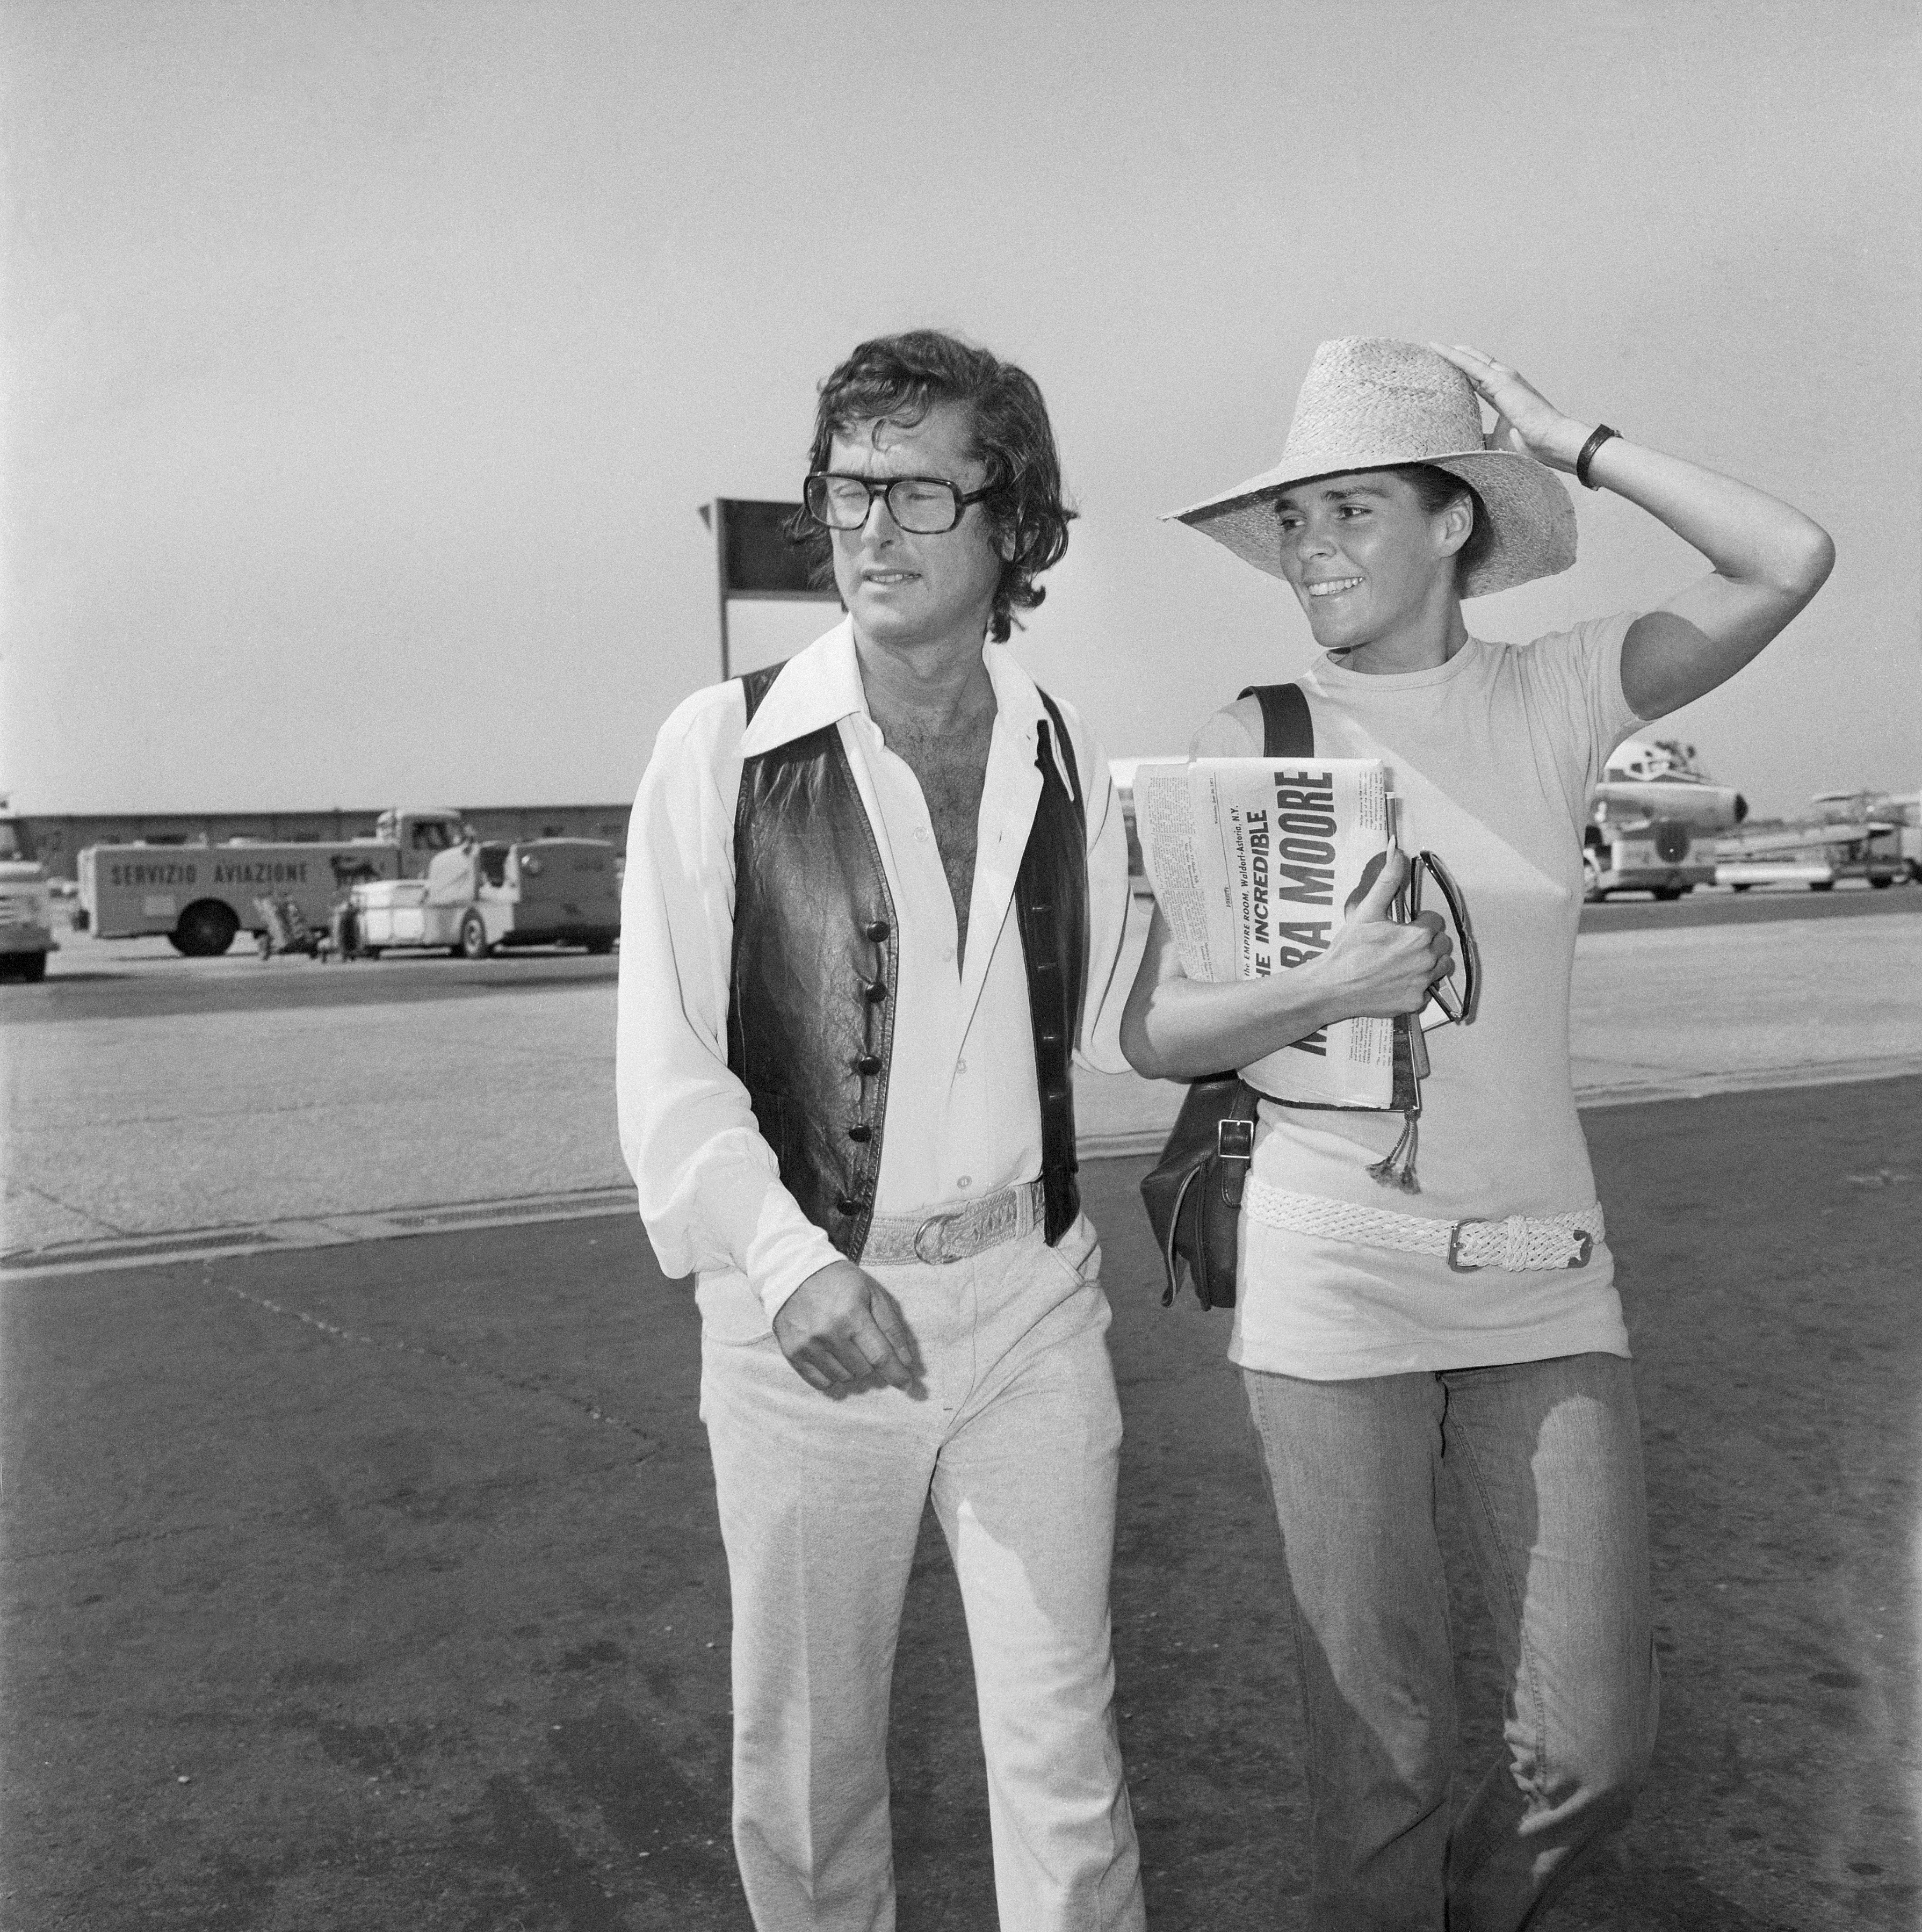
[171,901,241,957]
[1653,886,1684,902]
[0,953,47,983]
[1870,874,1892,889]
[584,936,616,954]
[457,911,491,961]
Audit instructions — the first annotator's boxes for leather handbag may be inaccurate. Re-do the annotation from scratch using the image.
[1139,683,1312,1308]
[1140,1073,1259,1308]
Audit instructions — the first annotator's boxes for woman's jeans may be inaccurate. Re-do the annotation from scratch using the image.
[1242,1353,1659,1932]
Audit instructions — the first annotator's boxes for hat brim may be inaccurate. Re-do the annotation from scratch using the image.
[1164,448,1576,600]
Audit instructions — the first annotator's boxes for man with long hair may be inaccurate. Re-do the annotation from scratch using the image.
[619,330,1145,1930]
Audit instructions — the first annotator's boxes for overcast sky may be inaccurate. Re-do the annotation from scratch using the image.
[3,0,1917,819]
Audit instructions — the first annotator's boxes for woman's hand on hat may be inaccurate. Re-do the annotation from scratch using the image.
[1429,343,1589,473]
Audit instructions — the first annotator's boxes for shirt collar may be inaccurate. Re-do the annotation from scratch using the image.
[736,618,869,757]
[738,616,1061,777]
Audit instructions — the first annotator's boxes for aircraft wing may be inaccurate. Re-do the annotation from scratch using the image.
[1716,820,1890,859]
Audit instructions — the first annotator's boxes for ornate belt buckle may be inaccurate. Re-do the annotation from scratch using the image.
[1446,1219,1487,1273]
[1565,1229,1595,1269]
[913,1209,962,1265]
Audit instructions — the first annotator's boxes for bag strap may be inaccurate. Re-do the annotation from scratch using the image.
[1238,682,1313,758]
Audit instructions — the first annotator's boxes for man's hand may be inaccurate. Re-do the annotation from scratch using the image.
[1319,848,1454,1019]
[772,1259,921,1396]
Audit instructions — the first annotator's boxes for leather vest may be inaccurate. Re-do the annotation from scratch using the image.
[727,661,1088,1260]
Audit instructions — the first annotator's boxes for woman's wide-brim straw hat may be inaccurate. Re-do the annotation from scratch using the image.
[1166,337,1577,600]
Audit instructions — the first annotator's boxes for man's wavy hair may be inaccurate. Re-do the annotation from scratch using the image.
[796,330,1075,644]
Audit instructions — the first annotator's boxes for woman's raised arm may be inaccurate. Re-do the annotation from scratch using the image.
[1432,344,1834,721]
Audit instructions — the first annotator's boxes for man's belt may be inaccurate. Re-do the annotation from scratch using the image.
[1245,1178,1602,1273]
[861,1179,1047,1267]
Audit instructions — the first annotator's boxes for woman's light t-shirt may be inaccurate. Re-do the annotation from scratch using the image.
[1192,617,1646,1381]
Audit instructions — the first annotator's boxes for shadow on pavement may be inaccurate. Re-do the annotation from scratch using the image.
[2,1081,1916,1929]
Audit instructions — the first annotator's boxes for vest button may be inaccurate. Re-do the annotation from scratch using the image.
[864,920,891,941]
[847,1124,872,1142]
[863,980,889,1003]
[854,1054,883,1076]
[835,1194,864,1215]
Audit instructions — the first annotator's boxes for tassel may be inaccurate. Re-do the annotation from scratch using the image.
[1368,1112,1422,1193]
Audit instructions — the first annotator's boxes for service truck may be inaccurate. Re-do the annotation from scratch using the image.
[0,814,57,982]
[350,838,619,958]
[78,809,469,955]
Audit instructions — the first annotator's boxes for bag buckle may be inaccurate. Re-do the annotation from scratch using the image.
[1216,1118,1255,1162]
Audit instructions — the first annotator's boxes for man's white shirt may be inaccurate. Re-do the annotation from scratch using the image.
[617,619,1135,1333]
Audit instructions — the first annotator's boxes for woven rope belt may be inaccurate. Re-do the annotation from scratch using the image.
[862,1178,1046,1267]
[1245,1178,1603,1273]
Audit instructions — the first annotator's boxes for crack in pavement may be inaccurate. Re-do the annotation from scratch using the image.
[211,1279,657,1445]
[0,1178,129,1240]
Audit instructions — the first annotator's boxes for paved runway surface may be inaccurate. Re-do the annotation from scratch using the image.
[6,894,1919,1262]
[3,1081,1918,1931]
[9,881,1917,1026]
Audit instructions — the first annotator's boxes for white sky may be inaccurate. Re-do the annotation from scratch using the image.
[3,0,1917,817]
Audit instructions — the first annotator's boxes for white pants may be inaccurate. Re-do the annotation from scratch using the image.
[700,1225,1146,1932]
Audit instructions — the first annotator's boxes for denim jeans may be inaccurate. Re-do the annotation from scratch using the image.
[1242,1353,1659,1932]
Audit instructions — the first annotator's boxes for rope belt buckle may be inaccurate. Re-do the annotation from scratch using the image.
[1447,1215,1596,1274]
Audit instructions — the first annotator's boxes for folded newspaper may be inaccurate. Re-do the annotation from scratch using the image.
[1133,757,1397,1108]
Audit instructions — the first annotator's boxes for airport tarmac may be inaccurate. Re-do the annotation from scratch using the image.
[2,887,1919,1929]
[3,890,1919,1270]
[2,1083,1917,1930]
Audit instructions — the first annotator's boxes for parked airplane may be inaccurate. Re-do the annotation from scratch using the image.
[1584,737,1744,898]
[1587,739,1917,896]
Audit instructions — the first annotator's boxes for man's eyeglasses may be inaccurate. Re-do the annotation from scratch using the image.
[803,472,993,536]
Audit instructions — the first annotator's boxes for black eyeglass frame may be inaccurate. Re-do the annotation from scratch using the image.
[803,471,996,535]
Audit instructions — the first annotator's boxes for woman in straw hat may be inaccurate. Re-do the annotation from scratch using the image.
[1122,337,1832,1927]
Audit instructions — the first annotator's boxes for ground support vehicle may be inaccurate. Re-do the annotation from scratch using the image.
[1829,827,1910,888]
[1716,859,1835,893]
[78,809,468,956]
[349,838,618,959]
[1582,822,1718,902]
[252,895,331,959]
[0,816,56,981]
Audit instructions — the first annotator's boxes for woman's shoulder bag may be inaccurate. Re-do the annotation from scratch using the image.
[1138,684,1311,1308]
